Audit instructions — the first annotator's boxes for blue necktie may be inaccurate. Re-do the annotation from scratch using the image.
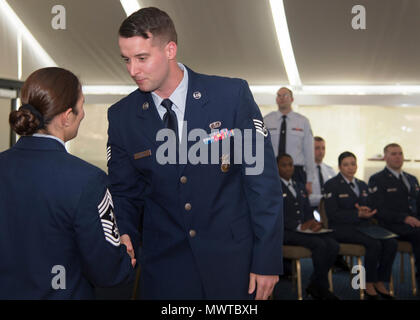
[161,99,178,142]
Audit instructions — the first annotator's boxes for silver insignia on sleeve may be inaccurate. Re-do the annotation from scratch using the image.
[107,146,111,162]
[253,119,268,137]
[98,189,120,247]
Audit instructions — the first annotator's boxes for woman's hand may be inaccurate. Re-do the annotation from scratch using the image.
[355,203,377,219]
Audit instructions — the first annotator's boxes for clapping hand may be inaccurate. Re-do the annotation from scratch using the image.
[355,203,377,219]
[404,216,420,228]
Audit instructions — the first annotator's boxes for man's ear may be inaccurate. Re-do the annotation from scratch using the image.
[166,41,177,60]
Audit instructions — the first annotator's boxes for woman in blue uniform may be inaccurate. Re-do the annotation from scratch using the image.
[324,151,397,300]
[0,67,135,299]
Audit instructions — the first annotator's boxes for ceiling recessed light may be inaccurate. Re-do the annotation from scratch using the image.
[120,0,141,17]
[0,0,56,67]
[269,0,301,87]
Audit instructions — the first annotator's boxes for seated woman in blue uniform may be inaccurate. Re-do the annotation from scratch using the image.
[278,153,339,300]
[324,151,398,300]
[0,67,135,299]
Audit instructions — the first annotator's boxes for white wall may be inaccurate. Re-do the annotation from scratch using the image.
[66,104,109,171]
[260,104,420,182]
[0,98,11,152]
[0,3,54,81]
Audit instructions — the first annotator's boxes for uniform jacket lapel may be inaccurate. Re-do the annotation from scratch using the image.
[355,179,369,204]
[384,168,409,195]
[338,175,358,201]
[135,91,166,147]
[178,67,210,175]
[405,172,417,197]
[281,180,297,200]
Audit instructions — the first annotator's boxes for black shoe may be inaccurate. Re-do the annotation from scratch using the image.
[320,287,340,300]
[306,283,325,300]
[364,290,379,300]
[306,283,338,300]
[333,256,350,272]
[376,291,396,300]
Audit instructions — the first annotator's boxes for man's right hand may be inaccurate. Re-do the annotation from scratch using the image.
[121,234,136,267]
[404,216,420,228]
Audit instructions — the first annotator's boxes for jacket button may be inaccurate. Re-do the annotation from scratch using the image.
[185,203,192,211]
[297,210,301,214]
[189,230,196,238]
[180,176,187,184]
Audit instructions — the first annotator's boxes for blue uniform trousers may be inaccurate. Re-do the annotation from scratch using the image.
[284,230,339,289]
[332,225,397,283]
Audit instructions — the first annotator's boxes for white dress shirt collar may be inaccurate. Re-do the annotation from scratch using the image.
[386,166,403,179]
[340,173,356,185]
[151,62,188,114]
[277,110,295,120]
[280,177,292,186]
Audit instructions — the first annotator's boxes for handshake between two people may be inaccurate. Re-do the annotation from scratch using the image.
[121,234,136,268]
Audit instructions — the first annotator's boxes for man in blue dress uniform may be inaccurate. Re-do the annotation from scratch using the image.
[277,153,339,300]
[368,143,420,292]
[107,7,284,299]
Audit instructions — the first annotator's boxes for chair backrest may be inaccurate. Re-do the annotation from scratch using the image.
[319,198,328,228]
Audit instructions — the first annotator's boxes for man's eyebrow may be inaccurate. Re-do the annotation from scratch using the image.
[134,53,150,57]
[121,53,150,58]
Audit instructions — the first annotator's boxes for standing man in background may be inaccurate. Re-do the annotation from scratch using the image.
[264,87,315,195]
[107,7,283,300]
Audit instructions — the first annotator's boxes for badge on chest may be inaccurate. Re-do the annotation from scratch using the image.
[338,193,349,198]
[221,154,230,173]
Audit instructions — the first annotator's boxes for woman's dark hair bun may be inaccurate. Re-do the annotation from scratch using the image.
[9,67,81,136]
[9,109,41,136]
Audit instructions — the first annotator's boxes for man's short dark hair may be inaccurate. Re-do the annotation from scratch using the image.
[338,151,356,166]
[383,143,402,155]
[314,136,324,142]
[119,7,177,44]
[277,153,293,163]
